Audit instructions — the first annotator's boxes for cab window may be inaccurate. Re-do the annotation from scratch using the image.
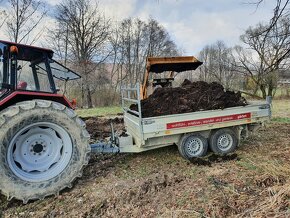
[35,62,51,92]
[17,60,52,93]
[17,60,36,91]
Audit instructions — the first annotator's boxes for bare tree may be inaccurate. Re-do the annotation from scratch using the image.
[0,0,6,30]
[254,0,289,32]
[54,0,110,108]
[198,41,237,89]
[110,17,179,87]
[235,17,290,98]
[50,12,179,107]
[5,0,46,43]
[145,18,179,57]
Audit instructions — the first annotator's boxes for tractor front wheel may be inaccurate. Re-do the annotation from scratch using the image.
[0,100,90,203]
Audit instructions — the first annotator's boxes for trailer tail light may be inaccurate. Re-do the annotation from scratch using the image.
[71,98,77,108]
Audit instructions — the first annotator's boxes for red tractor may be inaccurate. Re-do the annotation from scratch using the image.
[0,40,90,203]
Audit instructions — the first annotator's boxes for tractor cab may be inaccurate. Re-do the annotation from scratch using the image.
[0,41,89,203]
[141,56,203,99]
[0,40,80,109]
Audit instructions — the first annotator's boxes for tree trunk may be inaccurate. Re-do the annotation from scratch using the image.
[86,84,93,108]
[253,84,259,96]
[267,79,274,97]
[81,81,85,108]
[260,84,267,99]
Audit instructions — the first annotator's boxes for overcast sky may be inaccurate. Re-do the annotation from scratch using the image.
[96,0,275,56]
[1,0,276,55]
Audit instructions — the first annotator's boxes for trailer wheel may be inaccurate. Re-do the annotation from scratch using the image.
[0,100,90,203]
[209,128,238,155]
[178,134,208,160]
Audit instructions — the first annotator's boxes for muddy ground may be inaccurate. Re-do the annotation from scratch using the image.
[1,118,290,217]
[130,80,247,117]
[83,116,125,141]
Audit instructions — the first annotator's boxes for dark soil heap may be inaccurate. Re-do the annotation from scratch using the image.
[130,79,248,118]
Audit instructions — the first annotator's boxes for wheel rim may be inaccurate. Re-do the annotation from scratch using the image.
[184,136,204,157]
[217,133,233,151]
[7,122,73,182]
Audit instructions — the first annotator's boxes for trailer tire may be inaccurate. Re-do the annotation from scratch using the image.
[0,100,90,203]
[178,134,208,160]
[209,128,238,155]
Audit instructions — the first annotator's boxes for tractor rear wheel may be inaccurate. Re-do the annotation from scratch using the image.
[0,100,90,203]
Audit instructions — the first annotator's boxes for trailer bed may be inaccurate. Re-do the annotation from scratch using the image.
[120,84,271,153]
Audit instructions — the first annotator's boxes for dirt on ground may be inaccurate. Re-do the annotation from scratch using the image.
[1,119,290,217]
[130,79,248,117]
[83,116,125,141]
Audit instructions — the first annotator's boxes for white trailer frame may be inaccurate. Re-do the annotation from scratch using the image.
[117,83,271,153]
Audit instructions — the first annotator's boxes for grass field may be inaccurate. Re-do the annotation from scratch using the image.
[76,106,122,117]
[271,99,290,120]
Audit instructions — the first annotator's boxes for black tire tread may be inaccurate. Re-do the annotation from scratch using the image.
[209,128,238,155]
[0,100,90,203]
[178,133,208,160]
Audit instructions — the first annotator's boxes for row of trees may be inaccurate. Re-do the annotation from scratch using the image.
[1,0,289,106]
[198,14,290,98]
[50,0,179,107]
[0,0,179,107]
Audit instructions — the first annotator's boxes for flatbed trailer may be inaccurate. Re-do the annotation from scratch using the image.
[92,83,271,160]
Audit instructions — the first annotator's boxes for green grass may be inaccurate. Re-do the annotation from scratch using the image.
[272,117,290,123]
[76,106,122,118]
[268,100,290,124]
[274,88,287,98]
[236,160,258,171]
[248,87,290,99]
[271,100,290,118]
